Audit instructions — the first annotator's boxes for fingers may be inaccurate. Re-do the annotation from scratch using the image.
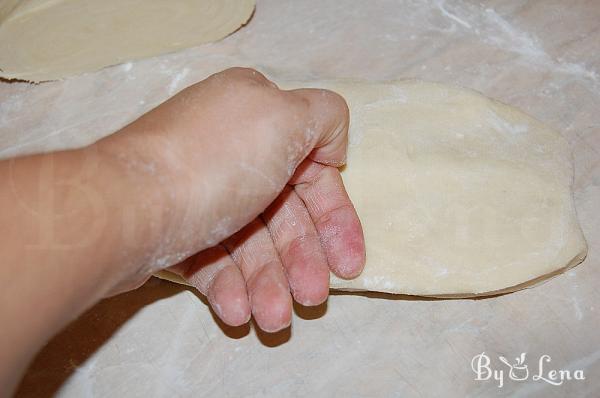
[168,246,250,326]
[288,87,350,167]
[263,186,330,306]
[224,220,293,332]
[292,160,366,279]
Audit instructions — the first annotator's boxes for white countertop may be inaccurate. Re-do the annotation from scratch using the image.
[3,1,599,396]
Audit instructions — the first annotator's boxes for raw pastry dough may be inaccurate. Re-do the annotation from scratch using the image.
[158,80,588,297]
[0,0,255,81]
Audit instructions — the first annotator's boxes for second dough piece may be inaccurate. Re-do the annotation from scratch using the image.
[0,0,255,81]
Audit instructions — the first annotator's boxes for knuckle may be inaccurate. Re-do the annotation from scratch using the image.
[321,89,350,121]
[219,67,271,85]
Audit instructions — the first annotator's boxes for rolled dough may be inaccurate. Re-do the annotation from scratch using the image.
[0,0,255,81]
[159,80,588,297]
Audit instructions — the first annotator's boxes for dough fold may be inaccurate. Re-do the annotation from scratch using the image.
[165,80,588,296]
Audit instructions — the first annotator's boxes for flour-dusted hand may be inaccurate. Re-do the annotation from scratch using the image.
[0,68,365,393]
[100,68,365,330]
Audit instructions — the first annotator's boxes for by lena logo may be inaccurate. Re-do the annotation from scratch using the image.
[471,352,585,388]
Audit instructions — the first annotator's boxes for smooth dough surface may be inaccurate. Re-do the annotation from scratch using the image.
[0,0,255,81]
[158,80,588,297]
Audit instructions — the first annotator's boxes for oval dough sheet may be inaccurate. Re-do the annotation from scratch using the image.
[157,80,587,297]
[0,0,255,81]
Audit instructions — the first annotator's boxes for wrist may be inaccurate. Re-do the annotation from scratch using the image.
[93,128,200,281]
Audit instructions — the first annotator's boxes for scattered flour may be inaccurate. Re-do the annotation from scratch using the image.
[168,67,191,95]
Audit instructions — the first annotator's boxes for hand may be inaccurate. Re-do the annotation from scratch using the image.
[0,67,367,392]
[100,67,365,330]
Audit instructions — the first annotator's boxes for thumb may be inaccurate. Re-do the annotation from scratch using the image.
[287,88,350,167]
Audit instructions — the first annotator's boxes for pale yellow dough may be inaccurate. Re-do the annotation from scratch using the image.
[0,0,255,81]
[157,80,587,297]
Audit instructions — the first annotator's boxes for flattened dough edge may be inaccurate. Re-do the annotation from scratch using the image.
[0,0,256,81]
[156,79,588,298]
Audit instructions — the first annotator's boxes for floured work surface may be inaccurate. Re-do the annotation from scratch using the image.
[0,0,255,81]
[158,80,587,297]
